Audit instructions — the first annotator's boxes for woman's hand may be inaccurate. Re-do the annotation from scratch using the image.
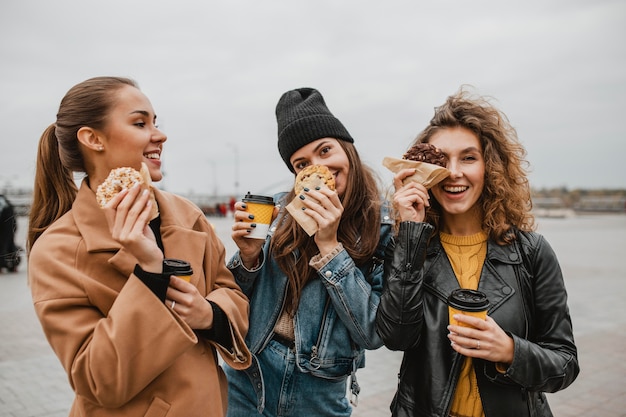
[231,201,279,269]
[447,315,515,365]
[393,168,430,223]
[102,183,163,273]
[298,187,342,257]
[166,277,214,329]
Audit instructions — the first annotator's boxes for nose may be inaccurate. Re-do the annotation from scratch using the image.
[309,156,322,165]
[447,160,462,179]
[153,126,167,143]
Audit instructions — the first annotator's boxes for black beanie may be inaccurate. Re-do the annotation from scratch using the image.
[276,87,354,172]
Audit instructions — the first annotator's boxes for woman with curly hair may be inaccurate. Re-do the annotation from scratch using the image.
[376,87,579,417]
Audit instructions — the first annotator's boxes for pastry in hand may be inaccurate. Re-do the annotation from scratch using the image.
[294,164,336,194]
[402,143,448,167]
[286,164,336,236]
[383,143,450,189]
[96,162,159,220]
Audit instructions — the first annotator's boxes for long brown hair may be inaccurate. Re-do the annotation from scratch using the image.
[411,86,535,244]
[271,141,382,313]
[27,76,138,252]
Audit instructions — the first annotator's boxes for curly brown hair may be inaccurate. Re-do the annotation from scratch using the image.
[410,86,535,244]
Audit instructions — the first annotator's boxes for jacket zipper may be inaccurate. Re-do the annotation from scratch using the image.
[309,296,331,370]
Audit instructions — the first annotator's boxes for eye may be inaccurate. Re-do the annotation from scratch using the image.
[134,122,146,128]
[294,161,309,171]
[320,146,331,155]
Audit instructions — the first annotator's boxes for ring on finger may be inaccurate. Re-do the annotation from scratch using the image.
[171,300,176,309]
[476,340,480,350]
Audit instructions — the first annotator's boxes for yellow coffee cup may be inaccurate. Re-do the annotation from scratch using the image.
[448,289,489,328]
[242,192,275,240]
[163,258,193,282]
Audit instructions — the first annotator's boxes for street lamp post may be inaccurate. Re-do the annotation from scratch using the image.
[208,160,217,199]
[227,144,239,198]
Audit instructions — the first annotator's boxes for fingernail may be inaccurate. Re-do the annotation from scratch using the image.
[299,195,305,200]
[301,207,306,211]
[241,203,247,209]
[315,186,320,190]
[303,187,310,192]
[251,223,257,228]
[248,214,255,220]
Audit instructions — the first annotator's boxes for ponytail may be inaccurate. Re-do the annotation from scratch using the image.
[27,124,78,252]
[27,76,137,252]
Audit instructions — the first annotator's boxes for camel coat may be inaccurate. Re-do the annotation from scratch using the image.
[29,181,251,417]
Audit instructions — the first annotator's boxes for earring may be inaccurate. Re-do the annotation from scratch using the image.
[97,146,104,152]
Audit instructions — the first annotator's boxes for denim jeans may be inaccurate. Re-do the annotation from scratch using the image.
[225,339,352,417]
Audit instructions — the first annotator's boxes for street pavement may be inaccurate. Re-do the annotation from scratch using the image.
[1,214,625,416]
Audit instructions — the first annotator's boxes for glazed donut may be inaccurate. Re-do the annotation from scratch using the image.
[96,163,159,219]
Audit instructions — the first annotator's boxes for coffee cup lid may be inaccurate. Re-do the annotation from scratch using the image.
[447,289,489,311]
[163,258,193,275]
[243,192,274,205]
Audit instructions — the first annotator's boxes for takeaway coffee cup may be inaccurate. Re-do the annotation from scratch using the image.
[163,258,193,282]
[242,192,275,239]
[447,289,489,328]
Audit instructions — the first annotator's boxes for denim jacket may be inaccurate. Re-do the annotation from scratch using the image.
[226,193,393,408]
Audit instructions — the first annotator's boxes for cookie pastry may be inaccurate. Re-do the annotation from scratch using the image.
[294,165,336,195]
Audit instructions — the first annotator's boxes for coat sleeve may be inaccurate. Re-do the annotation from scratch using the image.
[200,216,252,369]
[29,238,198,408]
[315,245,384,350]
[494,234,579,392]
[376,221,434,351]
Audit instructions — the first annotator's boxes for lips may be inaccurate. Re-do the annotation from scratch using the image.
[144,152,160,160]
[442,185,468,193]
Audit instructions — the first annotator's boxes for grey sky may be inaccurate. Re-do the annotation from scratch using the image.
[1,0,624,199]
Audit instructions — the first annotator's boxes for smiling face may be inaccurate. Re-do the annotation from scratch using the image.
[289,137,350,197]
[428,127,485,233]
[95,85,166,185]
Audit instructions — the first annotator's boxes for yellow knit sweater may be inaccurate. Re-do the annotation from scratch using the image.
[440,231,488,417]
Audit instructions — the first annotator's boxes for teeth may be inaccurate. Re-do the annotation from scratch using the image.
[444,186,468,193]
[145,153,160,160]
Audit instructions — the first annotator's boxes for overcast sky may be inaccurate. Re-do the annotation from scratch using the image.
[1,0,624,199]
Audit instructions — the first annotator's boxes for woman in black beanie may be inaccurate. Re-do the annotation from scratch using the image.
[223,87,393,416]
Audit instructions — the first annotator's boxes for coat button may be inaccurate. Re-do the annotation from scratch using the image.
[502,287,512,295]
[324,271,332,278]
[383,215,390,221]
[270,226,276,232]
[509,253,518,261]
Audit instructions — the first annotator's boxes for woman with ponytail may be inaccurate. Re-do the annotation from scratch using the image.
[28,76,251,417]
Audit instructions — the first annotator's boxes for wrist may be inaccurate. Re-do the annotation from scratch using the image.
[138,261,163,275]
[317,240,340,258]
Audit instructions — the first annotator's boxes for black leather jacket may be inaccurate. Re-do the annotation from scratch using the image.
[376,222,579,417]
